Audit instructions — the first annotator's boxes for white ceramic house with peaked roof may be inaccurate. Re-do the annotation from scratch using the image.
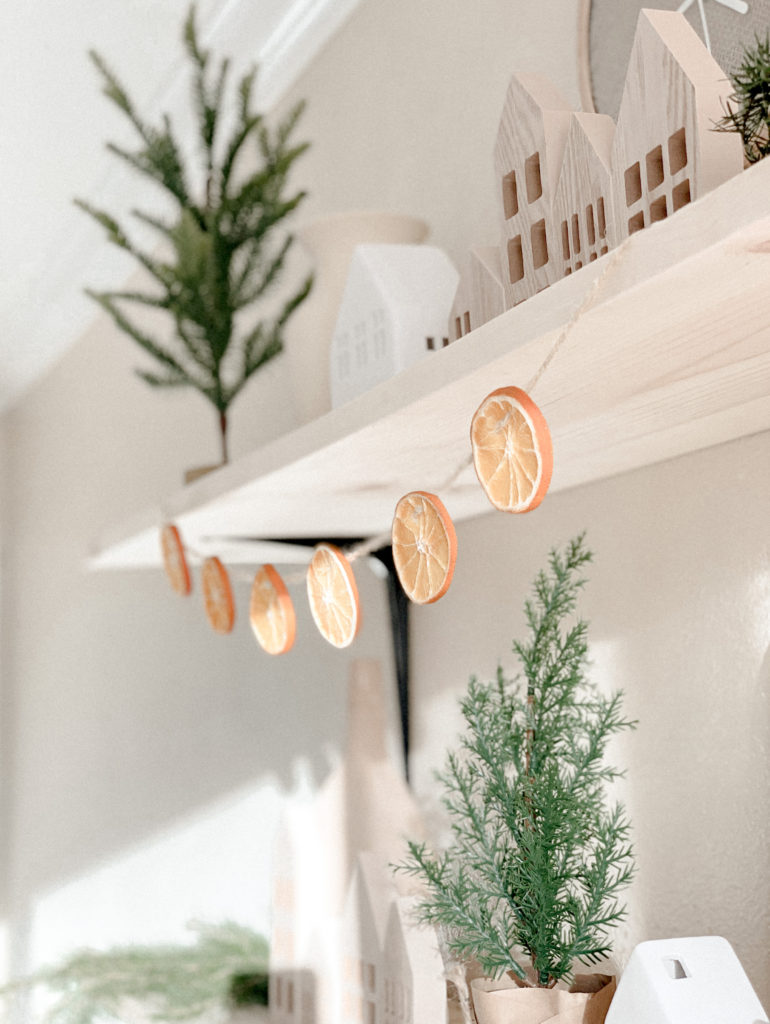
[493,72,573,307]
[609,8,742,244]
[383,896,448,1024]
[268,661,445,1024]
[329,244,458,408]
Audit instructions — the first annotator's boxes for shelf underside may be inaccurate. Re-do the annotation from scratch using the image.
[90,160,770,570]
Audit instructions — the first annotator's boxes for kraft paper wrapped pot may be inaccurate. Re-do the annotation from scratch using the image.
[470,973,616,1024]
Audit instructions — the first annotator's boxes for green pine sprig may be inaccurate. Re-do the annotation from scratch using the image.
[715,33,770,164]
[398,534,636,988]
[76,3,312,463]
[0,920,269,1024]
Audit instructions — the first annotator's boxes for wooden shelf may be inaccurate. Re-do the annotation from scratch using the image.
[89,159,770,570]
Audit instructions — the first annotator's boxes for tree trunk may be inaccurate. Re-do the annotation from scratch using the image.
[219,410,229,464]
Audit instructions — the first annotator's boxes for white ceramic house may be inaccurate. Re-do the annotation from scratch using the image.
[604,936,768,1024]
[609,9,743,244]
[268,660,445,1024]
[340,854,448,1024]
[329,244,459,408]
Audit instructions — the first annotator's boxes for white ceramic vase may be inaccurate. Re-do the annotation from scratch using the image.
[283,210,428,423]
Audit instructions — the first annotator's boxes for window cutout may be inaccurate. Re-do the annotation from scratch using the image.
[597,196,607,238]
[672,178,691,211]
[508,235,524,283]
[286,980,294,1013]
[586,203,596,246]
[454,316,462,339]
[366,1001,376,1024]
[564,267,572,276]
[463,311,471,334]
[668,127,687,174]
[646,144,665,190]
[502,170,519,219]
[275,978,283,1006]
[525,152,543,203]
[650,195,668,222]
[366,963,376,992]
[561,220,570,260]
[625,162,642,206]
[531,219,548,268]
[589,252,598,261]
[575,260,583,270]
[663,957,689,980]
[600,244,609,255]
[571,213,581,253]
[628,210,645,234]
[426,336,435,350]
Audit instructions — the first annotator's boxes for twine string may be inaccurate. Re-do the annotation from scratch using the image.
[181,241,630,590]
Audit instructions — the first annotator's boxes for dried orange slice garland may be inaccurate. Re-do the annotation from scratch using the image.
[201,556,235,634]
[392,491,458,604]
[160,523,192,596]
[250,564,296,655]
[306,543,361,649]
[470,385,553,513]
[160,388,554,635]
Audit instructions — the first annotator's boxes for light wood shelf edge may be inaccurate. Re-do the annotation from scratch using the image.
[89,160,770,570]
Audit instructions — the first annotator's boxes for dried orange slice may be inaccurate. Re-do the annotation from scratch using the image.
[201,556,235,634]
[470,386,553,513]
[249,564,296,655]
[306,543,361,649]
[160,523,191,596]
[392,491,457,604]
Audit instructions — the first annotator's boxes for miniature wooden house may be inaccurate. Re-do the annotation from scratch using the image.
[493,73,573,307]
[552,112,615,276]
[329,244,458,408]
[449,245,505,341]
[450,8,743,339]
[609,9,743,243]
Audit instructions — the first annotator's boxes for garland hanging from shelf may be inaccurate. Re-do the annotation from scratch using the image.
[158,241,630,650]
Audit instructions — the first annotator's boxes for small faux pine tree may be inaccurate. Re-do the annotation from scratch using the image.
[77,5,312,464]
[400,535,635,989]
[716,34,770,164]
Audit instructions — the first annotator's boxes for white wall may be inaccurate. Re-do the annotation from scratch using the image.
[1,0,768,1015]
[0,311,398,982]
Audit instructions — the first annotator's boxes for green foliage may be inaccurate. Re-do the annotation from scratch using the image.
[76,4,312,461]
[399,535,635,988]
[716,34,770,163]
[0,921,269,1024]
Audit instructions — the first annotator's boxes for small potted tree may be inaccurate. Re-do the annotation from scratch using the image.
[716,33,770,165]
[399,535,635,1024]
[77,5,312,478]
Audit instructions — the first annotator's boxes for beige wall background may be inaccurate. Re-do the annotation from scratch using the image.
[1,0,768,1014]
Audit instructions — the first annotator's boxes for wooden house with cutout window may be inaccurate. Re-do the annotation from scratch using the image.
[493,73,573,307]
[449,245,505,341]
[448,8,742,340]
[609,8,743,243]
[553,112,615,275]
